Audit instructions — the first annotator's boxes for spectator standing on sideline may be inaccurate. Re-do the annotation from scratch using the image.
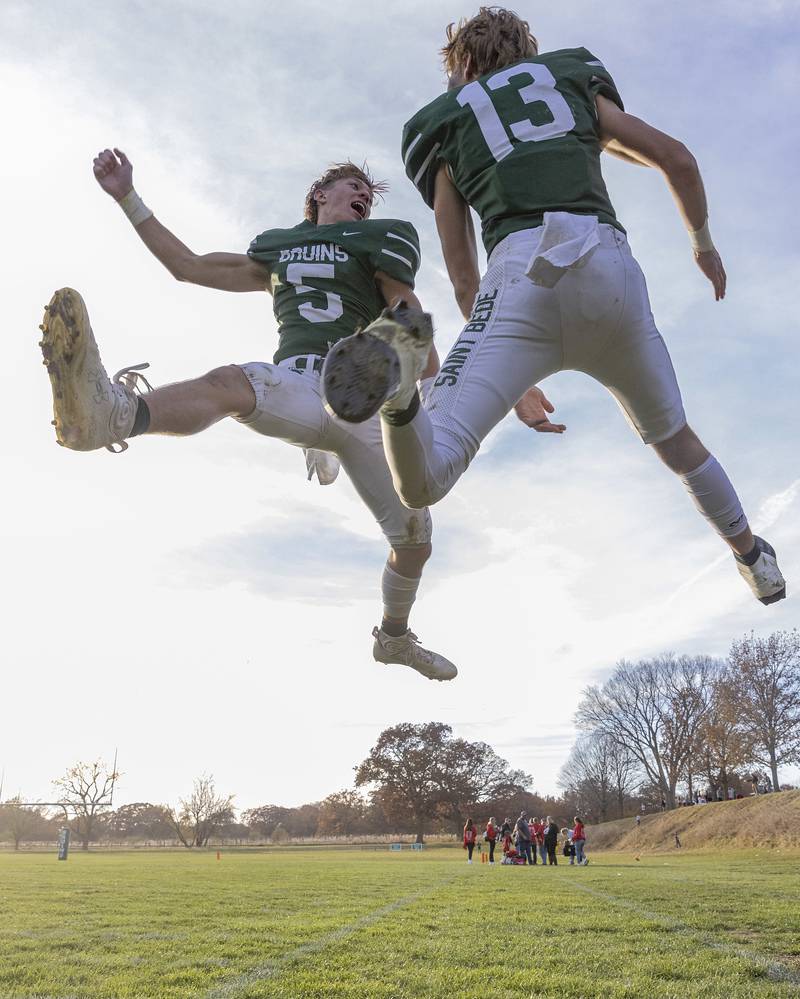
[573,816,588,866]
[532,816,547,866]
[515,812,533,865]
[527,816,537,864]
[485,816,497,864]
[561,827,576,864]
[544,816,559,865]
[635,814,641,828]
[463,818,477,863]
[501,818,514,857]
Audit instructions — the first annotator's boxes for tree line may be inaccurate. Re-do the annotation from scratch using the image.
[3,630,796,850]
[563,630,800,817]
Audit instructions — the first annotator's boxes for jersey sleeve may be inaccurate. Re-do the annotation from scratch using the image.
[370,220,421,289]
[581,50,624,111]
[247,229,278,262]
[402,114,444,210]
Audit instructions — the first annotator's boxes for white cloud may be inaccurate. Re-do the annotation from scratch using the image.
[2,1,798,809]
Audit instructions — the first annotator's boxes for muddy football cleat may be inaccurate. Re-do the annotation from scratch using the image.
[372,626,457,682]
[322,302,433,423]
[40,288,141,452]
[735,536,786,605]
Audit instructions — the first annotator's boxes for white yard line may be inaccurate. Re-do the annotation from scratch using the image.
[565,878,800,987]
[201,873,460,998]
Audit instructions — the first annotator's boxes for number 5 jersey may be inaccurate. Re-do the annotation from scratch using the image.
[402,48,626,256]
[247,218,421,363]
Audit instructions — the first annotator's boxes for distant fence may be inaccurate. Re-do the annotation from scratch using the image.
[0,833,458,853]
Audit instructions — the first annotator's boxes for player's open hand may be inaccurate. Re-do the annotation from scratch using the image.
[92,148,134,202]
[695,249,726,301]
[514,386,566,434]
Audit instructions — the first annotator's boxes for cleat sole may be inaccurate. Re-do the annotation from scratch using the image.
[322,332,400,423]
[39,288,98,449]
[759,586,786,606]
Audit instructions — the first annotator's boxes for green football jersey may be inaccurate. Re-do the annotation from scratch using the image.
[402,48,625,256]
[247,218,420,363]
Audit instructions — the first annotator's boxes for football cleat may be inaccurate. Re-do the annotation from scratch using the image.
[735,536,786,605]
[322,302,433,423]
[40,288,142,452]
[372,626,457,682]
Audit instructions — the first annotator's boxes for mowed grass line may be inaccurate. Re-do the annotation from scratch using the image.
[1,849,799,998]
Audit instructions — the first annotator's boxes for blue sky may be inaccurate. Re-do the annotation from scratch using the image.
[1,0,797,810]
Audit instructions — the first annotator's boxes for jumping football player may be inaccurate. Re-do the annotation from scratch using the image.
[323,7,785,606]
[41,153,462,679]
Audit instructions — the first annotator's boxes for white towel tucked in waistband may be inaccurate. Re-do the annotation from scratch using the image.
[525,212,600,288]
[304,448,340,486]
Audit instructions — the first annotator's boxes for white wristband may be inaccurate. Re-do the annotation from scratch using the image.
[689,218,715,254]
[118,188,153,227]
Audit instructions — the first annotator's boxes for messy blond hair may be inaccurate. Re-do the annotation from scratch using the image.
[304,161,388,223]
[442,7,538,79]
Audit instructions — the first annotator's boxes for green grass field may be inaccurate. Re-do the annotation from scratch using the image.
[2,846,799,998]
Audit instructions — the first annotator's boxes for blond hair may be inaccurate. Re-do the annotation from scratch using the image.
[303,161,388,223]
[442,7,538,79]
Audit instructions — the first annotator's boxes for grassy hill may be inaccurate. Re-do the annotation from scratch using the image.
[587,789,800,853]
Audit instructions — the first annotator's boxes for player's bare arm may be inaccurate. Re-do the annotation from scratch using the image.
[93,148,270,293]
[432,165,480,320]
[596,98,726,301]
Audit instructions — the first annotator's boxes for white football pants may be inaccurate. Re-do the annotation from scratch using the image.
[236,358,431,549]
[384,224,687,508]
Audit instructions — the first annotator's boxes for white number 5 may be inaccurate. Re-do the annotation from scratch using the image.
[286,263,343,323]
[457,63,576,162]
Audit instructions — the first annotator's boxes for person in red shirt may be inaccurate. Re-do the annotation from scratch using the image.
[485,816,497,865]
[572,816,588,866]
[463,818,477,863]
[531,817,547,866]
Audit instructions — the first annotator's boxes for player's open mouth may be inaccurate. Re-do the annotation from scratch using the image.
[351,201,367,219]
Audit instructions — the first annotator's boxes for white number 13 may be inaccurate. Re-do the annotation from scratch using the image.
[457,63,576,162]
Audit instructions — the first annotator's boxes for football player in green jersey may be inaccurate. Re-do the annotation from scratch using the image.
[324,7,784,606]
[39,154,462,680]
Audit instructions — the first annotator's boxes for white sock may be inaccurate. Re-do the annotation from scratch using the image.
[680,454,748,539]
[381,563,421,622]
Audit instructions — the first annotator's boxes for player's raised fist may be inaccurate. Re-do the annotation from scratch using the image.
[92,147,134,202]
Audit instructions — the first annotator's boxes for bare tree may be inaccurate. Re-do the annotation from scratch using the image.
[577,655,716,809]
[662,655,718,800]
[166,775,235,848]
[559,733,638,822]
[698,667,754,798]
[52,759,120,851]
[730,630,800,791]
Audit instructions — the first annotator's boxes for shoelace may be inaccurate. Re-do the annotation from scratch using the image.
[376,628,434,666]
[105,363,152,453]
[113,362,153,393]
[404,631,434,663]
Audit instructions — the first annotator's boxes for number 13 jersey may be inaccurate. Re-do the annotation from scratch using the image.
[402,48,626,257]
